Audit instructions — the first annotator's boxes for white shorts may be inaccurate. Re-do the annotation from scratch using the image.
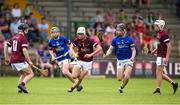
[156,57,167,66]
[57,59,69,69]
[74,60,92,71]
[11,62,29,71]
[117,59,134,70]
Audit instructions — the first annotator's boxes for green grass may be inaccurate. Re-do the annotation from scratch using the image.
[0,77,179,104]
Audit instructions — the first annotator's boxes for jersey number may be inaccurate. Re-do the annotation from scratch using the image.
[12,40,18,51]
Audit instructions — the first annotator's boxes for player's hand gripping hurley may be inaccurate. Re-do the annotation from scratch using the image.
[31,64,48,76]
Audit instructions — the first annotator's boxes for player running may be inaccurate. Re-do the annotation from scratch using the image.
[4,24,34,94]
[69,26,102,92]
[48,27,80,91]
[103,23,136,93]
[152,20,178,94]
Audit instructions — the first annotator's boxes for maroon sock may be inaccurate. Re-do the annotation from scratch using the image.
[21,82,25,86]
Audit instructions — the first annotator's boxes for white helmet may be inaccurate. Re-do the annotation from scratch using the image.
[154,20,165,30]
[77,27,86,35]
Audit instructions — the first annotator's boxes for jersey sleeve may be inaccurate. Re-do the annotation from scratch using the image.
[90,38,98,47]
[62,36,71,45]
[111,37,116,47]
[21,36,28,49]
[129,37,135,48]
[162,33,170,43]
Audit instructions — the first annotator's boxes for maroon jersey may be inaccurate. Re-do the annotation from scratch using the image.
[156,30,170,57]
[73,37,98,62]
[7,33,28,63]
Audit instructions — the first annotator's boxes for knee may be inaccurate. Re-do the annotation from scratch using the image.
[29,71,34,77]
[62,70,68,76]
[25,71,34,77]
[117,74,124,81]
[156,70,163,76]
[156,72,162,78]
[123,73,131,80]
[124,75,130,80]
[117,77,123,81]
[72,71,80,79]
[72,75,78,79]
[31,72,34,77]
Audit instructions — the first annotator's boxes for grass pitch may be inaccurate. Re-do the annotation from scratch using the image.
[0,77,179,104]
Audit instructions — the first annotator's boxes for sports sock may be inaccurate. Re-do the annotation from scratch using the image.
[21,82,25,86]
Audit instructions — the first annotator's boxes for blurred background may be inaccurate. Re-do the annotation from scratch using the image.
[0,0,180,78]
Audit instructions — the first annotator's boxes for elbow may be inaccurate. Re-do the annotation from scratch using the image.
[22,47,27,51]
[168,45,172,51]
[134,48,136,54]
[132,48,136,52]
[170,45,172,49]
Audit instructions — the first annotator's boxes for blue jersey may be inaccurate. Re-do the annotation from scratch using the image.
[48,36,71,61]
[111,35,135,60]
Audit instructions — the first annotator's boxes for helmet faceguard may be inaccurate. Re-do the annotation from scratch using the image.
[116,23,127,36]
[77,27,86,35]
[116,23,126,31]
[18,23,29,34]
[76,27,86,40]
[50,27,60,39]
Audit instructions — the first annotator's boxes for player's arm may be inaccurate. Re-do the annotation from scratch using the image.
[163,34,171,63]
[69,43,78,58]
[151,47,157,54]
[150,40,158,55]
[84,43,102,58]
[4,42,10,65]
[166,41,172,61]
[90,44,102,56]
[103,45,114,58]
[104,37,116,58]
[130,47,136,62]
[22,48,33,65]
[129,37,136,61]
